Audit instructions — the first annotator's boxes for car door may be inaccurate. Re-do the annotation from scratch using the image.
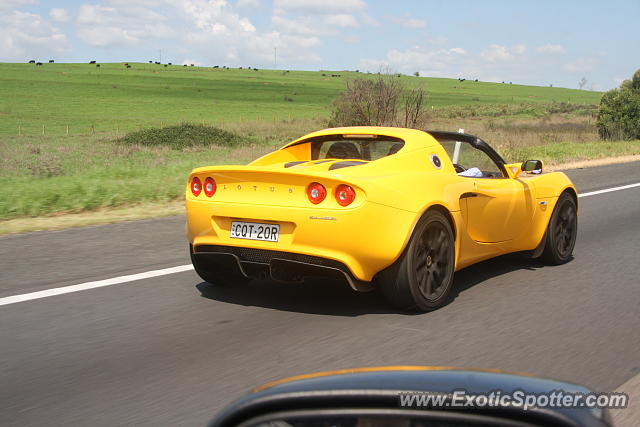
[441,137,536,243]
[465,178,535,243]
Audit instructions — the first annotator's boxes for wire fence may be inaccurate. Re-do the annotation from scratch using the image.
[11,114,305,137]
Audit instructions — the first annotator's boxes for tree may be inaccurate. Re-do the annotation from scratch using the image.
[328,73,429,129]
[578,77,588,90]
[596,69,640,140]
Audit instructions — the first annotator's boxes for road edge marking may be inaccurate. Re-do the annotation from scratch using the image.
[0,264,194,306]
[579,182,640,198]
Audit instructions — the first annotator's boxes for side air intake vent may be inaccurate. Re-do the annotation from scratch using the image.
[328,161,368,171]
[284,161,307,168]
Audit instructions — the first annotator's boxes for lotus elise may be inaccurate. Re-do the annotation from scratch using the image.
[186,127,578,311]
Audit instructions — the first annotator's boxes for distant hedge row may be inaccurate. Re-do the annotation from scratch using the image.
[118,122,243,149]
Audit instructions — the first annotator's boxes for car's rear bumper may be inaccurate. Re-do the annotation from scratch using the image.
[186,198,417,282]
[191,244,372,291]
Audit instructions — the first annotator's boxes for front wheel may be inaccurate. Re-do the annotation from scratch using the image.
[542,192,578,265]
[378,210,455,312]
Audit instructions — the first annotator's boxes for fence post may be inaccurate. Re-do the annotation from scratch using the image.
[66,125,69,136]
[18,125,22,136]
[42,125,45,135]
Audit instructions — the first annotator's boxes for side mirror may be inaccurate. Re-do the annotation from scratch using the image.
[522,159,543,174]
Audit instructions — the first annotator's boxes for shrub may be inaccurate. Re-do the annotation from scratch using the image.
[328,73,429,129]
[597,69,640,140]
[118,122,243,149]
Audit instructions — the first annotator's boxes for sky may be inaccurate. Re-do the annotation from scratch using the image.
[1,0,638,90]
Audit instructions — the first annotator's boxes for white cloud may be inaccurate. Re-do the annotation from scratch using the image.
[0,0,37,11]
[49,8,69,23]
[562,56,600,72]
[481,44,511,62]
[77,3,175,47]
[272,14,319,35]
[537,44,565,54]
[481,43,526,62]
[274,0,365,15]
[391,14,426,29]
[0,10,70,61]
[174,0,321,66]
[236,0,260,8]
[324,14,358,28]
[426,35,448,45]
[272,13,358,34]
[361,46,472,77]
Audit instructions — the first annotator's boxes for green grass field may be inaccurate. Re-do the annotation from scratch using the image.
[0,62,601,136]
[4,61,636,231]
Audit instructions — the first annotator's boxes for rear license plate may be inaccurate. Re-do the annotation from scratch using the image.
[230,221,280,242]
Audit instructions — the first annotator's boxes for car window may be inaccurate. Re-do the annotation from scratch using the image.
[311,138,404,161]
[439,139,504,178]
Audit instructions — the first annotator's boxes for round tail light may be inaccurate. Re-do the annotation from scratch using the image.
[335,184,355,206]
[191,177,202,196]
[307,182,326,204]
[204,177,216,197]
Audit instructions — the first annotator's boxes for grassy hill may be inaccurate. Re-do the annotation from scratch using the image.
[0,62,602,136]
[5,61,632,232]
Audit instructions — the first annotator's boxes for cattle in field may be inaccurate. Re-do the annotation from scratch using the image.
[96,64,100,67]
[126,65,132,68]
[28,60,35,63]
[89,60,96,64]
[49,60,54,63]
[36,62,43,66]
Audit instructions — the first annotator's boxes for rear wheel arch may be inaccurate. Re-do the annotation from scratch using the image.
[420,204,457,241]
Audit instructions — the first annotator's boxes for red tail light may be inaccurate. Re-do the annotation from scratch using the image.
[307,182,326,204]
[204,177,216,197]
[190,177,202,196]
[335,184,355,206]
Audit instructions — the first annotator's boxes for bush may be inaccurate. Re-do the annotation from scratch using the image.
[328,73,428,128]
[118,122,243,149]
[597,69,640,140]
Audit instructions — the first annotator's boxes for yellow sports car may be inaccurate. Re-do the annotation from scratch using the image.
[186,127,578,311]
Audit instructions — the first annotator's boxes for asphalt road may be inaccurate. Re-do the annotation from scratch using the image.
[1,162,639,426]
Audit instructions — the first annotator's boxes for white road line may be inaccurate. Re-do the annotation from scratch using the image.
[1,181,639,307]
[578,182,640,198]
[0,264,194,306]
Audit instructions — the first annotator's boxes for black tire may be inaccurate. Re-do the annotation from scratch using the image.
[542,192,578,265]
[377,210,455,312]
[189,245,251,286]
